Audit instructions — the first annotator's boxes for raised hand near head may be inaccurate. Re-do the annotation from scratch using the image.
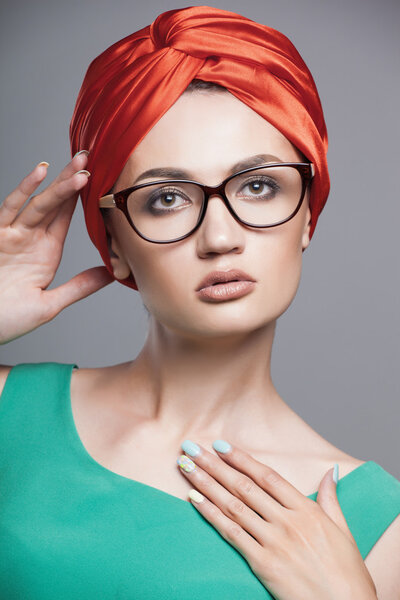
[0,151,114,345]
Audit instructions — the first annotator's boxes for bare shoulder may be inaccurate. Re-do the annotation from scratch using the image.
[0,361,132,399]
[70,361,131,390]
[364,512,400,600]
[0,365,13,397]
[69,361,136,410]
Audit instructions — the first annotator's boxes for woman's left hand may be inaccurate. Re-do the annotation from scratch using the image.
[176,441,378,600]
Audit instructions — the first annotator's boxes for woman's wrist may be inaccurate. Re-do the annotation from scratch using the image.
[331,582,377,600]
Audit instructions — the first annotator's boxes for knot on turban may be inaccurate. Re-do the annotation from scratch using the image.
[69,5,330,291]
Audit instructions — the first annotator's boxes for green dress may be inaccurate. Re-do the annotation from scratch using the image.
[0,362,399,599]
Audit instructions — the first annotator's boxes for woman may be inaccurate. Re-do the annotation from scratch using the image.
[0,6,399,599]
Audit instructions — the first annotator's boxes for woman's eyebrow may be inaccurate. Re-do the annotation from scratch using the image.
[132,153,283,185]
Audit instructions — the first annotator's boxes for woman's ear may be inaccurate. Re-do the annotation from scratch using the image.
[103,215,132,280]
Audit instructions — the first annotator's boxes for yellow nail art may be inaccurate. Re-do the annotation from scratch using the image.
[177,455,196,472]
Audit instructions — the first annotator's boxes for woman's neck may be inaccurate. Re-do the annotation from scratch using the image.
[116,316,300,451]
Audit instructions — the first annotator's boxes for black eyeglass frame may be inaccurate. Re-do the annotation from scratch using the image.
[99,162,315,244]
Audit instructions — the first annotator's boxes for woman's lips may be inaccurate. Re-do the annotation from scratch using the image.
[196,280,256,302]
[196,268,256,291]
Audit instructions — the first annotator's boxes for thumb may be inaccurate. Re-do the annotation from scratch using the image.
[316,464,355,541]
[43,266,115,319]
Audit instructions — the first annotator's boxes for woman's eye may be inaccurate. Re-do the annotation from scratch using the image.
[156,193,178,206]
[239,177,279,198]
[148,189,189,212]
[247,181,266,194]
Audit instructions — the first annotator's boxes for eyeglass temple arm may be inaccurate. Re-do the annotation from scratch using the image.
[99,194,116,208]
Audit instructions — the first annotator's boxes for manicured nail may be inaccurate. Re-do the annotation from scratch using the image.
[332,463,339,484]
[73,150,90,158]
[181,439,201,457]
[37,161,49,168]
[76,170,91,177]
[189,489,204,503]
[177,455,196,473]
[212,439,231,454]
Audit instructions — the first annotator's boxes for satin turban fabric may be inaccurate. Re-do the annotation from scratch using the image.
[69,5,330,291]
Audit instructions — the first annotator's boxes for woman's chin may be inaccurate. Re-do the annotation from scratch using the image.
[167,310,273,339]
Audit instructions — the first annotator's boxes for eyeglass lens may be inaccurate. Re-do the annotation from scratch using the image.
[126,165,303,242]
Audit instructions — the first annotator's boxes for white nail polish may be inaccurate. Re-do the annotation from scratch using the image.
[189,489,204,503]
[73,150,90,158]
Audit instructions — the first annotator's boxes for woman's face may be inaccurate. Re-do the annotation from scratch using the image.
[105,91,311,337]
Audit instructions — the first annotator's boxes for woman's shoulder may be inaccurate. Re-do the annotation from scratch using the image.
[314,448,400,598]
[70,362,131,393]
[0,360,123,382]
[364,507,400,599]
[0,361,78,394]
[0,360,129,400]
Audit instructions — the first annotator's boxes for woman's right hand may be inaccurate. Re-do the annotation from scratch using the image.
[0,152,115,345]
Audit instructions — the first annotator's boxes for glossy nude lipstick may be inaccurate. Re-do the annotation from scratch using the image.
[195,269,256,302]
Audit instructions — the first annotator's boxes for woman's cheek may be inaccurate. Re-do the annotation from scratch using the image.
[131,255,188,319]
[258,236,304,320]
[276,247,304,315]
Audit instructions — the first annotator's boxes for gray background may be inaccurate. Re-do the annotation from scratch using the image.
[1,0,399,477]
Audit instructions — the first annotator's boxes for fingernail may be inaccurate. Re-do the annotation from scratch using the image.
[177,455,196,473]
[212,439,231,454]
[73,150,90,158]
[37,161,49,168]
[181,439,200,457]
[189,489,204,503]
[332,463,339,484]
[76,170,91,178]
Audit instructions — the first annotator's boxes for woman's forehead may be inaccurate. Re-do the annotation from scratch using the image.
[120,94,301,182]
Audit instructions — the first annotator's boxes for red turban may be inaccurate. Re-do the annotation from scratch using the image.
[69,5,329,291]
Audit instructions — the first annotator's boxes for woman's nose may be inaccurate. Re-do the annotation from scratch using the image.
[195,193,246,256]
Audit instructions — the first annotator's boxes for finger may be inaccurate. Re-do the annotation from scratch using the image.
[177,454,269,544]
[317,467,354,541]
[42,150,90,193]
[37,151,90,230]
[45,191,79,239]
[212,440,306,510]
[13,170,90,230]
[189,488,262,563]
[40,266,114,320]
[0,152,89,229]
[0,162,50,227]
[179,442,283,523]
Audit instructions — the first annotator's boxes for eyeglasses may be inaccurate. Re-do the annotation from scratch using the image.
[99,162,314,244]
